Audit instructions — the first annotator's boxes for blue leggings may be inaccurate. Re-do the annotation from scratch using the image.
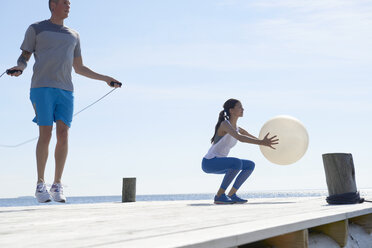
[202,157,255,190]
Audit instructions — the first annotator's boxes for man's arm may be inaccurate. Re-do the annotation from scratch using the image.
[7,50,32,76]
[17,50,32,70]
[73,56,121,88]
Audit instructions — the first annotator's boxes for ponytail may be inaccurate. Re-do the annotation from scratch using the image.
[210,98,240,143]
[211,110,227,143]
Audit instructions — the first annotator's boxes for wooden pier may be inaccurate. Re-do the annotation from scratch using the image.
[1,197,372,247]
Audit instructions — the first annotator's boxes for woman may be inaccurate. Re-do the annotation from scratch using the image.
[202,99,278,204]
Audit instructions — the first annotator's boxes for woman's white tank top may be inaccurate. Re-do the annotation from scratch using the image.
[204,121,238,159]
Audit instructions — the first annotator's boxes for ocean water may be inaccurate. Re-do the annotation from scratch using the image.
[1,189,371,208]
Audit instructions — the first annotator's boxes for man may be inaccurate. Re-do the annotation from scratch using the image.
[7,0,121,203]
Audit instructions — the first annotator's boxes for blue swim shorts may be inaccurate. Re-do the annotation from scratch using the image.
[30,87,74,127]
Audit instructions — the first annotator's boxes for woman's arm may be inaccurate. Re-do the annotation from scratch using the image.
[220,121,278,149]
[239,127,258,139]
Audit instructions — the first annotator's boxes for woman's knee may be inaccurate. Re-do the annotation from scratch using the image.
[230,158,243,170]
[251,162,256,171]
[242,160,255,171]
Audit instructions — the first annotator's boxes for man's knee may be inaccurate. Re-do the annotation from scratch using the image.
[56,121,69,143]
[39,126,52,143]
[57,129,68,142]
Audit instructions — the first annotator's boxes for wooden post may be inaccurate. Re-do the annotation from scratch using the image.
[122,177,136,202]
[322,153,357,196]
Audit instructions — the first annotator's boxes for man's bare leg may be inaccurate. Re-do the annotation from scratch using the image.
[54,120,69,184]
[36,126,53,183]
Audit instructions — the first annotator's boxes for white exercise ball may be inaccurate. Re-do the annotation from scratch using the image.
[258,115,309,165]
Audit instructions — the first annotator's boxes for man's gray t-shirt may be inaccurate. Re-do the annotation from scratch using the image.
[21,20,81,92]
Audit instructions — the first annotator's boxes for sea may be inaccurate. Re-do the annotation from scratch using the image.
[1,189,371,208]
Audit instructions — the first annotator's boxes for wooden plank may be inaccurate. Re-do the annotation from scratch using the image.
[310,219,348,247]
[350,213,372,234]
[239,230,310,248]
[264,229,308,248]
[238,241,270,248]
[0,197,371,248]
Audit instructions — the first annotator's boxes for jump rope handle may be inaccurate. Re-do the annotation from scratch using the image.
[6,69,23,75]
[110,81,122,87]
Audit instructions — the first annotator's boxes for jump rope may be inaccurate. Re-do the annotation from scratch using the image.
[0,69,122,148]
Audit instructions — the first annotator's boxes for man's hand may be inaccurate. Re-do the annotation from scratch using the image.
[7,50,32,77]
[6,66,23,77]
[105,77,122,88]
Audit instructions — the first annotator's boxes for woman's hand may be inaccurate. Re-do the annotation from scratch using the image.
[261,133,279,149]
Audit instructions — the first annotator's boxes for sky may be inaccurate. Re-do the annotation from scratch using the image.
[0,0,371,198]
